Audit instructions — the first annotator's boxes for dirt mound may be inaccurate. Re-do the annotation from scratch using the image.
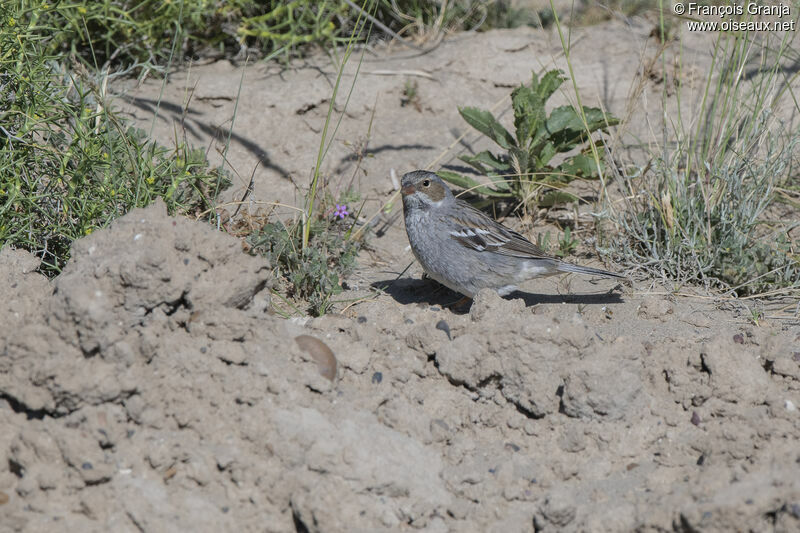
[1,202,798,531]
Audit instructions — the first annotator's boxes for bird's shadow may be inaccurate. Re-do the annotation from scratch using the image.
[373,277,465,309]
[372,277,624,311]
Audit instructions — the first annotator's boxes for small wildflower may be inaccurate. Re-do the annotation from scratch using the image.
[333,204,349,219]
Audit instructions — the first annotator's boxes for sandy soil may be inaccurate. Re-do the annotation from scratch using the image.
[2,18,800,533]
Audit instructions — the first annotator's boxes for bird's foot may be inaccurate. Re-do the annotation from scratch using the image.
[445,296,472,312]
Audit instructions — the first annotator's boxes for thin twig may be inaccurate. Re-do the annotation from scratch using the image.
[232,161,260,218]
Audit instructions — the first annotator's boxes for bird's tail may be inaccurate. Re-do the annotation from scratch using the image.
[557,262,627,280]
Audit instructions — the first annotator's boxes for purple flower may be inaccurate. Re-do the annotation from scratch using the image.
[334,204,349,219]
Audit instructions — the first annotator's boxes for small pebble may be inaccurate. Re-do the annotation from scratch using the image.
[183,258,189,265]
[430,306,440,312]
[792,352,800,362]
[435,319,451,340]
[504,442,520,452]
[0,491,8,505]
[295,335,337,381]
[357,316,367,324]
[82,462,93,470]
[691,411,701,426]
[732,333,744,344]
[785,399,796,412]
[371,371,383,384]
[200,346,207,354]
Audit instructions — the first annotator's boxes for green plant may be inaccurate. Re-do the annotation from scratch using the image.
[301,0,374,249]
[247,209,362,316]
[610,134,800,295]
[0,3,230,275]
[744,304,765,326]
[532,227,578,258]
[603,8,800,296]
[401,80,421,111]
[245,2,372,316]
[237,1,346,54]
[16,0,372,69]
[556,226,579,257]
[13,0,227,68]
[15,0,539,72]
[439,69,619,210]
[535,231,552,252]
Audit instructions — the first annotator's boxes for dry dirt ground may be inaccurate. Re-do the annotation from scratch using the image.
[2,18,800,533]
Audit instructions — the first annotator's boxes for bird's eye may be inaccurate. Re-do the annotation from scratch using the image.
[422,179,430,187]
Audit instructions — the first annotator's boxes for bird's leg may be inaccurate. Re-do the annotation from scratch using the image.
[445,296,472,311]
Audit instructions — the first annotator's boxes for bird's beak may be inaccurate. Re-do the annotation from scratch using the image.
[401,184,415,196]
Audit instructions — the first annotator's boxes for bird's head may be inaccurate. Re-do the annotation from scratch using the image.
[400,170,454,211]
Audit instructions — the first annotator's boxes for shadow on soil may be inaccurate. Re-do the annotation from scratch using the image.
[373,277,625,311]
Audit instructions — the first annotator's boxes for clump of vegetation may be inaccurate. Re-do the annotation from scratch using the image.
[603,15,800,296]
[246,6,370,317]
[401,80,421,111]
[439,69,618,211]
[247,207,362,317]
[11,0,650,71]
[15,0,553,70]
[15,0,336,67]
[609,126,799,295]
[556,226,579,257]
[0,3,229,275]
[534,226,580,258]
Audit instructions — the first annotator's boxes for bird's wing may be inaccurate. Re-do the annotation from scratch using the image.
[443,200,554,259]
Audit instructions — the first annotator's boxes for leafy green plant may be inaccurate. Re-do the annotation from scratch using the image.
[15,0,364,68]
[247,211,361,317]
[401,80,421,111]
[0,4,230,275]
[532,227,578,258]
[15,0,541,72]
[557,226,579,258]
[439,69,618,209]
[535,231,552,252]
[237,1,346,53]
[745,305,764,327]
